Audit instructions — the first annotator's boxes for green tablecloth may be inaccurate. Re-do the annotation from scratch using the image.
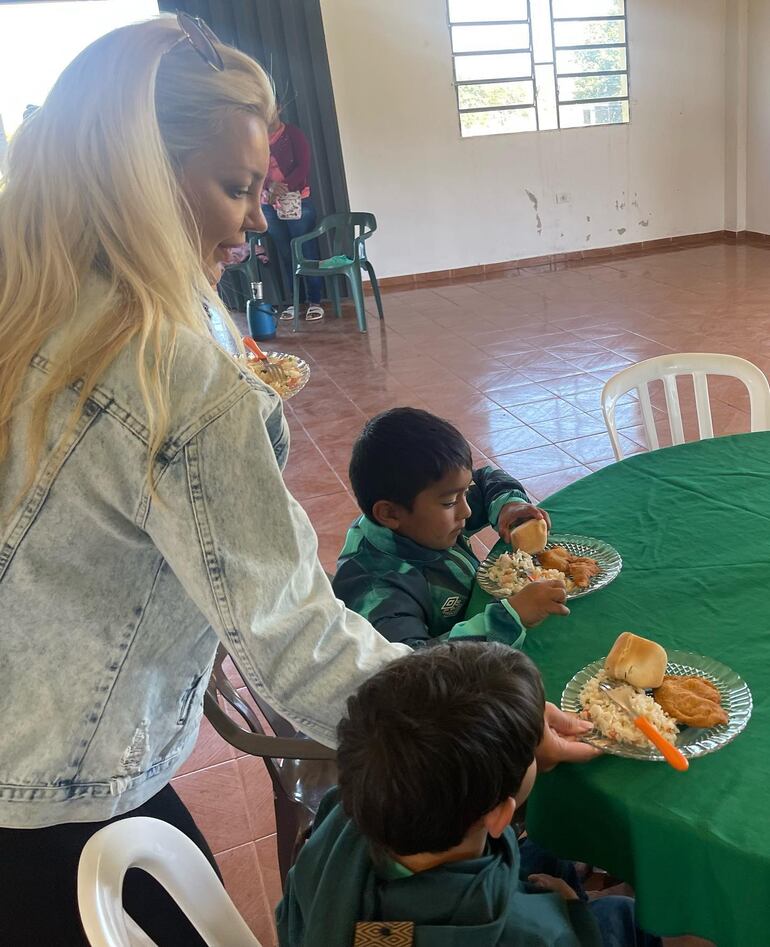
[467,432,770,946]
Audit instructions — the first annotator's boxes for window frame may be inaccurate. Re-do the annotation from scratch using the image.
[447,0,631,137]
[451,3,538,128]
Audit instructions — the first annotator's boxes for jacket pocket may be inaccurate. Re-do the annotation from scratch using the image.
[176,673,204,727]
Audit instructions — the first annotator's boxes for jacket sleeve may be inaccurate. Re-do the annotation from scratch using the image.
[447,601,526,648]
[283,124,312,192]
[332,564,441,650]
[513,888,603,946]
[464,465,531,534]
[144,380,410,748]
[275,892,295,946]
[333,563,525,650]
[566,901,603,947]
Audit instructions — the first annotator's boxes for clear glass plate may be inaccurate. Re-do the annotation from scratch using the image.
[561,650,753,760]
[476,533,622,601]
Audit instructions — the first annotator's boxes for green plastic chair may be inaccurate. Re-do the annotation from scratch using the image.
[220,231,286,312]
[290,212,384,333]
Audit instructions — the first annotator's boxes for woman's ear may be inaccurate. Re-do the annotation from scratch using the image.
[483,797,516,839]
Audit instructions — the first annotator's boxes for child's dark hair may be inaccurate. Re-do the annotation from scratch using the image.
[348,407,472,518]
[337,642,545,856]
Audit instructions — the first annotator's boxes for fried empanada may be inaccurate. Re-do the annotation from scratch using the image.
[653,675,728,729]
[537,547,601,588]
[569,562,598,588]
[537,547,570,573]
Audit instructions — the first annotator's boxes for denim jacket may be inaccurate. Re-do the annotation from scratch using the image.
[0,277,407,828]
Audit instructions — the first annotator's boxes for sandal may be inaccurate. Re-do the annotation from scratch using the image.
[306,304,324,322]
[280,306,295,322]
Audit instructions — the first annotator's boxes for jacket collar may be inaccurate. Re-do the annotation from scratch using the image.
[358,516,448,564]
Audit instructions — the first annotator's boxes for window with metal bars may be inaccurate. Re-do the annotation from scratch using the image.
[447,0,630,137]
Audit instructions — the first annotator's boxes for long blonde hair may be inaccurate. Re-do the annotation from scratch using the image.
[0,15,275,493]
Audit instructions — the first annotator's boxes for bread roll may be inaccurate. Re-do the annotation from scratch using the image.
[512,518,548,554]
[605,632,668,689]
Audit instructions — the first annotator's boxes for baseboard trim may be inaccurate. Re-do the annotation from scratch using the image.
[737,230,770,243]
[372,229,770,291]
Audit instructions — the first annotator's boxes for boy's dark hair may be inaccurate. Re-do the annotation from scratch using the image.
[348,407,472,518]
[337,642,545,856]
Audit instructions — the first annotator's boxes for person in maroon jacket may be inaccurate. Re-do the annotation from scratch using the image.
[262,109,325,322]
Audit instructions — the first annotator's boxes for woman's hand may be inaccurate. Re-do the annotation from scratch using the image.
[536,702,601,771]
[269,181,289,203]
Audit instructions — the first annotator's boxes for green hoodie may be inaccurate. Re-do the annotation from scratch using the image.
[276,790,602,947]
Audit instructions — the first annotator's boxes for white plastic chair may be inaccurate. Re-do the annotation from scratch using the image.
[602,353,770,460]
[78,817,262,947]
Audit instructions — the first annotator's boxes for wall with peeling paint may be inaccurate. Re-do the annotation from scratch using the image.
[747,0,770,233]
[321,0,727,278]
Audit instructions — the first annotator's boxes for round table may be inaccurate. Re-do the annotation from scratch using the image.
[467,432,770,946]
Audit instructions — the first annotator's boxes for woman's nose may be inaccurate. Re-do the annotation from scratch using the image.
[244,197,267,235]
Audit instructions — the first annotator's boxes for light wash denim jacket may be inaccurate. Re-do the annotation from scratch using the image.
[0,279,408,828]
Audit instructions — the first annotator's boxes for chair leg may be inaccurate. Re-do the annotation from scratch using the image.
[363,261,384,320]
[273,793,299,888]
[329,275,342,318]
[348,269,368,333]
[292,275,301,333]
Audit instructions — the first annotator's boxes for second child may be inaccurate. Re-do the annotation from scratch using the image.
[277,643,660,947]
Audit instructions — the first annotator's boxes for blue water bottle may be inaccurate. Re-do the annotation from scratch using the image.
[246,281,278,341]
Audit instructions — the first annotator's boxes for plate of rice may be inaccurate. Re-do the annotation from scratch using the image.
[476,534,621,601]
[562,651,752,761]
[242,351,310,399]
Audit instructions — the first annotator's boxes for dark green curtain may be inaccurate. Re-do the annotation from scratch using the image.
[159,0,349,219]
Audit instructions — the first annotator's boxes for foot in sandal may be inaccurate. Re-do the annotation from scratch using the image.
[280,306,295,322]
[305,304,324,322]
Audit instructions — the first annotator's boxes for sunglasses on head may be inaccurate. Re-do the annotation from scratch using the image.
[167,11,224,72]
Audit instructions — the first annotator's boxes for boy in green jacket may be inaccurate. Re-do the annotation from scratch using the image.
[332,407,568,650]
[277,642,659,947]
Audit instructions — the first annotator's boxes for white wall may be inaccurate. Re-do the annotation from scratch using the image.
[321,0,727,279]
[747,0,770,233]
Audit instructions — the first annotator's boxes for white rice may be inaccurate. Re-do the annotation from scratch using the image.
[579,670,679,748]
[485,550,573,596]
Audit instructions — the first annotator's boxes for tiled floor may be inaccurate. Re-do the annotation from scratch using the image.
[174,240,765,943]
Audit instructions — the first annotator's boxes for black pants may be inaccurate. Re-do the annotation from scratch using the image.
[0,784,219,946]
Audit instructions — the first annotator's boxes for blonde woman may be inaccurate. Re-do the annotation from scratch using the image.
[0,12,597,941]
[0,14,409,942]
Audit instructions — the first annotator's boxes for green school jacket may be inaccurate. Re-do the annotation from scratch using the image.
[276,789,602,947]
[332,467,528,649]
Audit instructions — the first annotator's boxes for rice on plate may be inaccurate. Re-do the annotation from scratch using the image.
[580,670,679,748]
[486,550,575,596]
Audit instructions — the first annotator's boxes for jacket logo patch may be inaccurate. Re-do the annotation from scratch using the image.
[354,922,414,946]
[441,595,464,617]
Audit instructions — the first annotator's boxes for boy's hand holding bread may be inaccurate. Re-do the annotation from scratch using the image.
[498,503,551,546]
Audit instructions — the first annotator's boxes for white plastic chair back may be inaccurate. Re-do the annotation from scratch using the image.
[602,353,770,460]
[77,817,262,947]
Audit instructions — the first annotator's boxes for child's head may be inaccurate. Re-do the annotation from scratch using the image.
[349,407,473,550]
[337,642,545,858]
